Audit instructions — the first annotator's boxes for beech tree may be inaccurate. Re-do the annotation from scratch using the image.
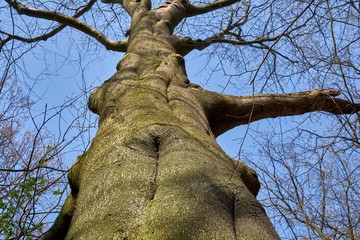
[2,0,359,239]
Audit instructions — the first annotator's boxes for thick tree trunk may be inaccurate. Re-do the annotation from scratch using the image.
[65,123,276,239]
[42,6,279,240]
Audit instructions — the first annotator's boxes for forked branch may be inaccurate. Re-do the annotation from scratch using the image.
[1,0,96,49]
[5,0,127,52]
[193,88,360,137]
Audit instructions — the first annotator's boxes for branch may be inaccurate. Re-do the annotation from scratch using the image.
[193,88,360,137]
[5,0,127,52]
[170,36,282,56]
[196,35,282,52]
[180,0,315,56]
[172,1,279,56]
[170,36,207,56]
[184,0,240,17]
[1,0,96,51]
[180,0,311,54]
[2,0,95,45]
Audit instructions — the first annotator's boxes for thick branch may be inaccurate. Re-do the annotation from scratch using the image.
[5,0,127,52]
[184,0,240,17]
[193,88,360,137]
[168,36,204,56]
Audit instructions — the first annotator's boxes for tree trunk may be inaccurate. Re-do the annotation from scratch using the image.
[42,7,279,240]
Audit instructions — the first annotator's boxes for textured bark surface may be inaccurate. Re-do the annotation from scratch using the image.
[34,0,360,239]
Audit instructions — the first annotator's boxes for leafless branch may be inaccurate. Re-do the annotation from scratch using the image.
[5,0,127,51]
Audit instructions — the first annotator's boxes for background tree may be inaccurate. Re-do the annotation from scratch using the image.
[0,51,64,238]
[0,4,95,238]
[1,0,359,239]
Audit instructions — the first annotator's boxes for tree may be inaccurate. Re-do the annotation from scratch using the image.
[2,0,359,239]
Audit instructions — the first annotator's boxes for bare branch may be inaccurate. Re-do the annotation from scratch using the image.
[178,1,312,56]
[170,31,284,56]
[184,0,241,17]
[193,88,360,137]
[1,0,96,47]
[5,0,127,52]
